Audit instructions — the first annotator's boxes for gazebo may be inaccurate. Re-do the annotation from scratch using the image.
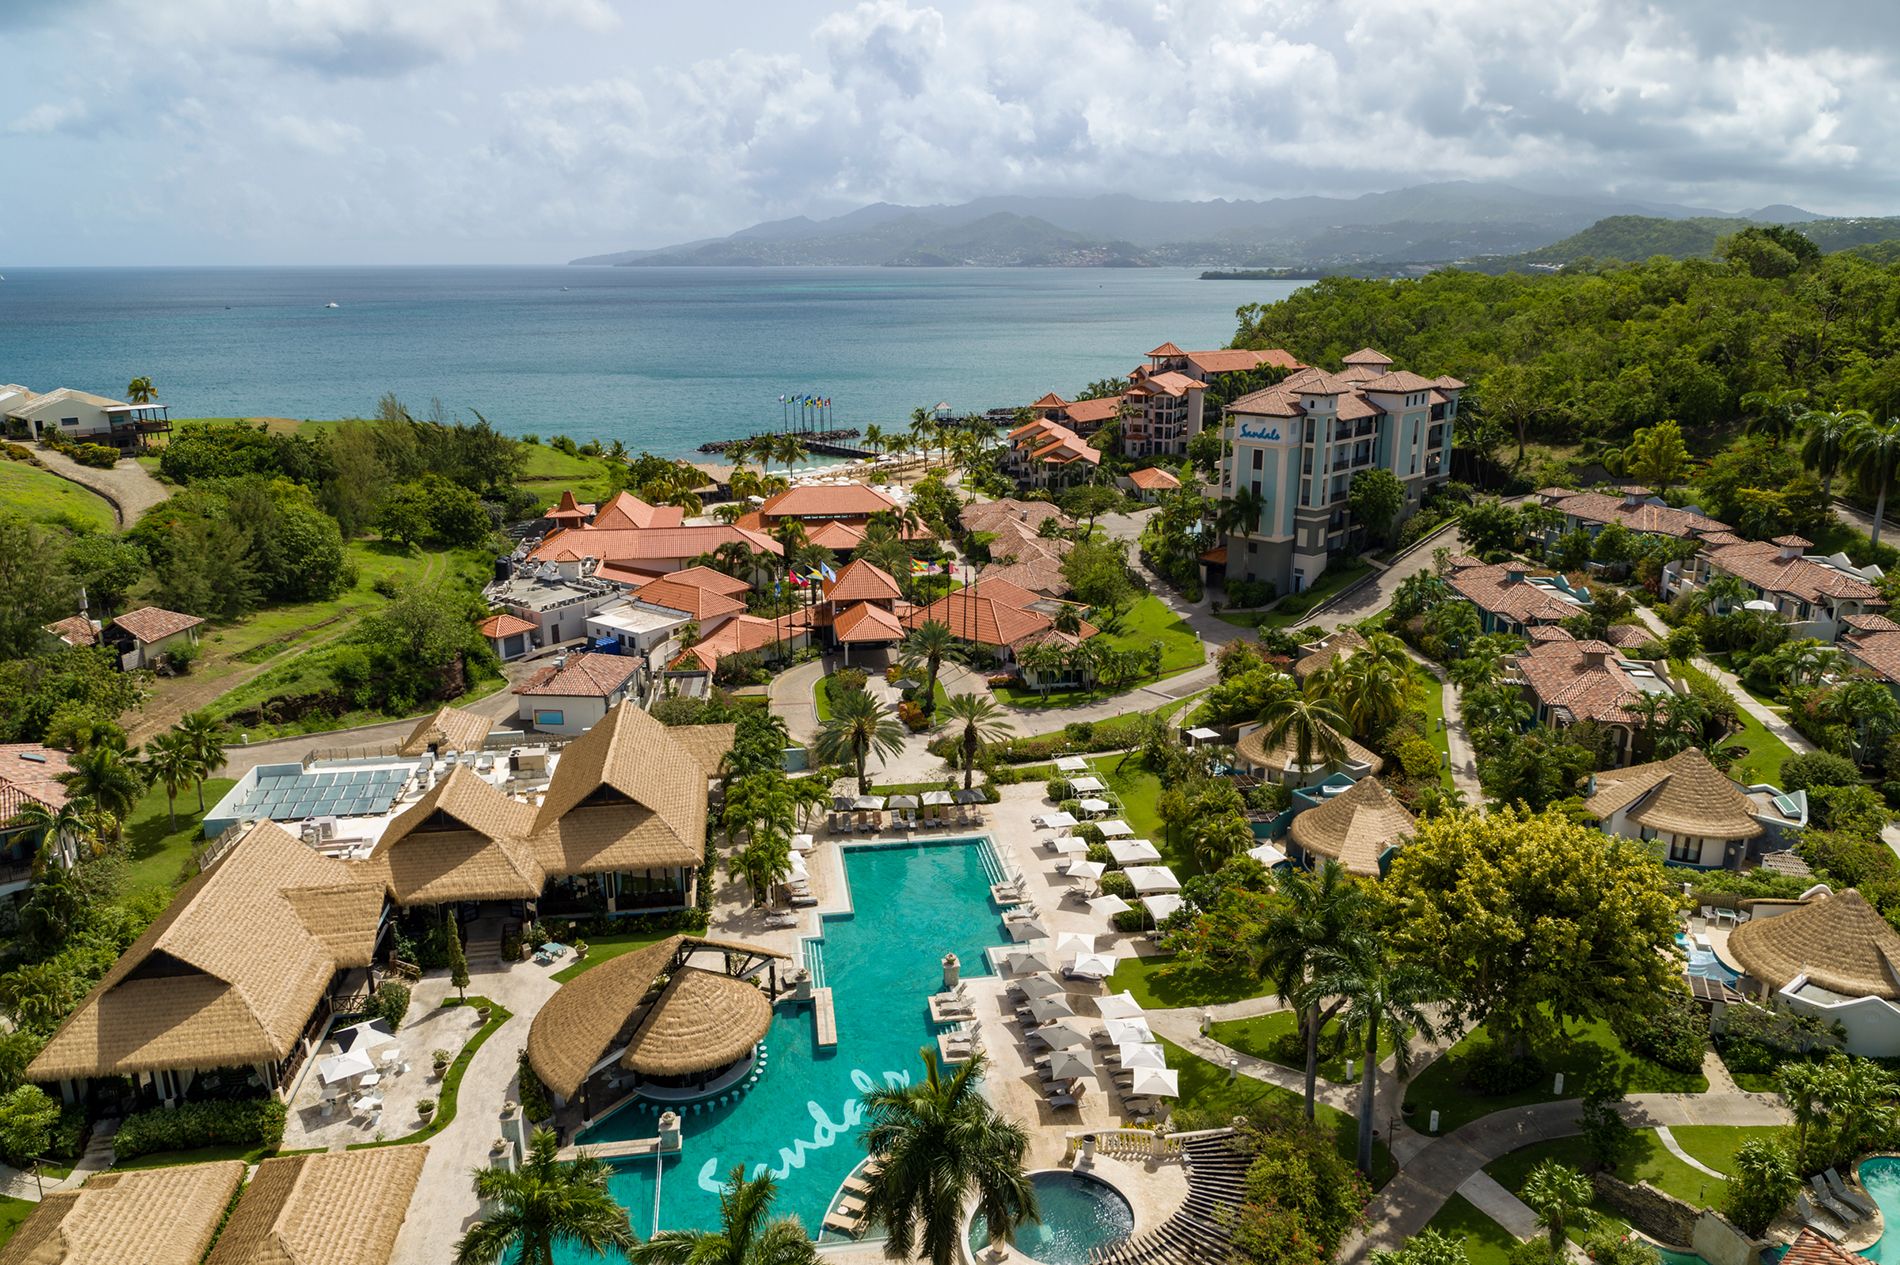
[1727,889,1900,1056]
[526,934,789,1120]
[1286,775,1414,877]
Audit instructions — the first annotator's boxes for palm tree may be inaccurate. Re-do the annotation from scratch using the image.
[1310,947,1443,1176]
[771,433,808,475]
[1740,387,1808,449]
[1217,486,1268,540]
[1520,1160,1594,1253]
[141,732,201,832]
[1254,861,1371,1120]
[631,1165,814,1265]
[813,689,906,795]
[862,424,887,458]
[175,711,227,811]
[455,1128,636,1265]
[1017,639,1069,696]
[1700,573,1751,615]
[860,1049,1038,1265]
[6,799,96,873]
[1776,1062,1828,1164]
[1258,692,1348,783]
[1848,415,1900,546]
[1800,408,1865,500]
[899,620,959,713]
[1322,654,1410,743]
[58,745,145,837]
[126,376,157,404]
[940,693,1012,789]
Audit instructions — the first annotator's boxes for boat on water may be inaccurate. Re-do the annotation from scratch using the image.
[324,302,339,308]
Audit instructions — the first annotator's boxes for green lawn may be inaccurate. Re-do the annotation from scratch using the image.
[1162,1037,1395,1187]
[1412,661,1455,790]
[1670,660,1794,787]
[0,459,118,531]
[1108,954,1263,1009]
[122,777,237,897]
[1211,1010,1398,1084]
[1704,654,1785,711]
[1667,1124,1787,1176]
[1404,1016,1708,1136]
[1215,561,1374,630]
[0,1196,33,1249]
[1423,1193,1521,1265]
[1484,1129,1729,1225]
[550,931,672,983]
[992,595,1202,708]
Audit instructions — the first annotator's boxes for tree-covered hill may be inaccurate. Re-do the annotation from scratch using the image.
[1474,213,1900,270]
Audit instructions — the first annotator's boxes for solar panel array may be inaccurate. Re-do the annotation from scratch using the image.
[231,767,411,821]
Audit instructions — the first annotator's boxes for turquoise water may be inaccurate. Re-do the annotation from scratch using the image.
[1858,1157,1900,1264]
[1674,933,1742,985]
[0,266,1297,457]
[968,1171,1134,1265]
[564,838,1011,1250]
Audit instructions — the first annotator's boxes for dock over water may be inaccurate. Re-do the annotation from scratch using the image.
[813,986,837,1048]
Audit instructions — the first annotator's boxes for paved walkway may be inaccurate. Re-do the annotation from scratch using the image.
[1627,606,1815,759]
[32,446,171,527]
[215,677,529,778]
[1655,1125,1727,1179]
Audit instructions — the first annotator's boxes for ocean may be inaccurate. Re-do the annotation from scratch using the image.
[0,266,1302,458]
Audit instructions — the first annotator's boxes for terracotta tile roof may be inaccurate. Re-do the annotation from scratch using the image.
[1148,341,1186,356]
[396,705,493,757]
[1586,748,1764,840]
[1132,371,1200,397]
[961,499,1072,535]
[1779,1229,1876,1265]
[1342,348,1395,367]
[1703,539,1883,605]
[804,520,865,550]
[833,602,906,643]
[0,1162,246,1265]
[966,576,1046,610]
[596,563,666,587]
[0,744,72,819]
[1199,545,1227,564]
[206,1146,427,1265]
[44,615,98,647]
[1033,436,1102,465]
[1538,488,1731,539]
[1031,392,1069,409]
[1527,625,1575,643]
[658,565,752,596]
[1446,561,1589,625]
[1057,397,1121,425]
[981,555,1070,597]
[590,491,682,531]
[1772,534,1813,548]
[1227,382,1306,417]
[29,822,385,1080]
[112,606,204,644]
[1338,364,1380,383]
[1515,638,1654,726]
[669,615,804,672]
[512,651,642,699]
[1280,366,1361,396]
[822,559,902,605]
[1125,467,1181,490]
[1432,374,1468,390]
[545,490,595,520]
[632,576,749,621]
[1336,393,1384,421]
[906,589,1053,649]
[1602,623,1652,648]
[1845,613,1900,633]
[1289,776,1415,875]
[1844,628,1900,685]
[1358,370,1441,393]
[1699,532,1746,548]
[526,524,781,565]
[758,483,898,521]
[476,612,537,639]
[1184,348,1301,375]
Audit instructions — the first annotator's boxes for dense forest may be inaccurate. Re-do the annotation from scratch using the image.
[1473,214,1900,269]
[1231,228,1900,453]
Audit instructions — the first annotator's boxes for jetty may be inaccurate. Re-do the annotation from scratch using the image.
[813,986,837,1048]
[699,428,865,457]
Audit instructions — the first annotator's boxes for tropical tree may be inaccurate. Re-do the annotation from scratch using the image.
[1017,640,1069,696]
[1322,652,1411,743]
[1724,1138,1799,1237]
[1521,1159,1594,1251]
[1311,945,1444,1175]
[174,711,228,811]
[812,690,906,795]
[141,732,201,832]
[5,798,96,872]
[860,1049,1038,1265]
[861,424,887,458]
[126,375,157,404]
[1739,387,1808,449]
[1218,486,1268,540]
[58,744,144,837]
[1254,860,1373,1120]
[631,1165,814,1265]
[939,693,1012,790]
[1189,812,1255,871]
[1800,408,1865,500]
[1776,1061,1828,1164]
[1847,414,1900,546]
[1700,573,1751,615]
[453,1128,638,1265]
[1627,420,1691,492]
[1257,691,1349,782]
[898,620,960,713]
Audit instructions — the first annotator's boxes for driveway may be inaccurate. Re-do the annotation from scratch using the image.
[33,446,171,527]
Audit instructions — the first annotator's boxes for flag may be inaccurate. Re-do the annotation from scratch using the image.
[805,569,826,585]
[821,562,837,582]
[778,394,786,404]
[911,558,932,576]
[789,572,808,588]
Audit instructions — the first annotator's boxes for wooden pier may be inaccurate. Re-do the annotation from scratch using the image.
[813,987,837,1048]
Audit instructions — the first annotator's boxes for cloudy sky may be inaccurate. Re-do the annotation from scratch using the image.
[5,0,1895,264]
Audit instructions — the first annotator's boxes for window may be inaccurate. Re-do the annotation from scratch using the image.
[1251,448,1263,471]
[1668,837,1700,864]
[1292,569,1305,592]
[60,417,79,427]
[534,709,566,728]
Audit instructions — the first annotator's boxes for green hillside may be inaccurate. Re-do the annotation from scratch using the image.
[1476,213,1900,270]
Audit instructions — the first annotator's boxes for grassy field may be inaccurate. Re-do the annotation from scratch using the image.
[1484,1128,1733,1232]
[1423,1193,1520,1265]
[0,459,118,531]
[1107,954,1262,1009]
[1215,560,1373,630]
[1672,660,1796,785]
[550,931,671,983]
[122,776,237,898]
[1404,1016,1708,1135]
[0,1196,33,1249]
[992,595,1203,708]
[1412,660,1455,789]
[1667,1124,1787,1176]
[1211,1010,1398,1084]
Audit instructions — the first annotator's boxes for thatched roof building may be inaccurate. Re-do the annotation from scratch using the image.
[28,822,385,1092]
[1234,723,1382,783]
[395,705,494,757]
[1585,748,1764,841]
[1287,776,1415,876]
[1728,889,1900,1000]
[0,1161,245,1265]
[205,1146,427,1265]
[527,935,787,1104]
[367,765,542,905]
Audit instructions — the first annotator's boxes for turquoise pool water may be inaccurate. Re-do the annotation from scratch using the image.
[563,838,1011,1251]
[968,1171,1134,1265]
[1858,1157,1900,1264]
[1674,933,1742,985]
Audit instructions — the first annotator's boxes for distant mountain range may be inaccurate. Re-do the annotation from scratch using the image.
[569,182,1833,270]
[1467,213,1900,270]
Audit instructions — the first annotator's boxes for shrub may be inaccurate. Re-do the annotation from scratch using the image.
[1045,777,1075,802]
[162,640,200,674]
[1781,751,1864,793]
[1086,843,1114,866]
[1612,989,1708,1074]
[1112,909,1148,933]
[1099,872,1135,899]
[1459,1042,1542,1095]
[1058,798,1082,818]
[1076,822,1106,847]
[1225,578,1275,608]
[516,1048,554,1121]
[1806,784,1891,839]
[1724,1138,1799,1236]
[1395,736,1441,780]
[70,443,119,469]
[113,1098,286,1160]
[369,982,411,1031]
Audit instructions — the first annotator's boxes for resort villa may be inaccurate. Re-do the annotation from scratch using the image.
[1585,746,1808,870]
[1534,485,1732,552]
[1841,612,1900,695]
[1669,534,1887,642]
[1119,465,1181,502]
[1031,343,1305,460]
[1511,627,1678,766]
[0,744,79,895]
[1006,417,1103,488]
[1728,889,1900,1057]
[513,650,643,735]
[0,383,172,450]
[1283,775,1416,878]
[105,606,205,670]
[1444,557,1592,635]
[1212,350,1461,595]
[1232,720,1384,787]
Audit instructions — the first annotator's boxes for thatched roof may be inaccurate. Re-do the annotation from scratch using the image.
[1292,628,1366,681]
[396,706,493,758]
[205,1146,427,1265]
[363,765,542,905]
[0,1161,244,1265]
[528,704,718,876]
[1585,748,1763,840]
[1287,776,1414,876]
[30,823,384,1081]
[666,723,738,778]
[1728,889,1900,1000]
[1235,724,1383,778]
[526,935,787,1099]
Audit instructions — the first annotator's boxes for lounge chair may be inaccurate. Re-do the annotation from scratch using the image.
[1825,1169,1878,1218]
[843,1175,873,1197]
[823,1208,865,1237]
[1048,1086,1081,1109]
[1811,1175,1859,1224]
[1797,1192,1847,1241]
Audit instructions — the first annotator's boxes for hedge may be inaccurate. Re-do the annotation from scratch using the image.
[934,711,1167,766]
[113,1099,286,1161]
[350,996,511,1150]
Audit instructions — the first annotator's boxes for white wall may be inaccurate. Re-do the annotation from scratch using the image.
[1779,978,1900,1058]
[516,693,615,737]
[17,397,114,442]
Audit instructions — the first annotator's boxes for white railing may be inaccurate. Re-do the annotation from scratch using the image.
[1064,1127,1190,1162]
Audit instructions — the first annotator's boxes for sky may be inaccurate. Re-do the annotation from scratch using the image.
[4,0,1897,265]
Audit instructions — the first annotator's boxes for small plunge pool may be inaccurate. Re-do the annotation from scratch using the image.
[968,1170,1135,1265]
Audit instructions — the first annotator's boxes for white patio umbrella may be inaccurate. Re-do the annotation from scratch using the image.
[1007,945,1058,975]
[1055,756,1089,773]
[1246,841,1288,867]
[1077,798,1113,816]
[1142,893,1185,923]
[1041,811,1079,830]
[317,1049,375,1085]
[886,793,921,810]
[1070,776,1105,793]
[1128,1067,1180,1099]
[1118,1042,1168,1070]
[921,790,954,806]
[1064,859,1107,882]
[1054,932,1097,957]
[1045,1050,1096,1082]
[1124,865,1181,895]
[1095,991,1143,1021]
[854,795,887,811]
[1107,839,1161,865]
[1068,952,1118,980]
[1087,894,1132,919]
[1014,973,1067,999]
[789,833,815,853]
[1027,994,1076,1023]
[788,852,809,880]
[1097,819,1134,837]
[1103,1016,1154,1045]
[330,1019,396,1053]
[1034,1019,1093,1049]
[1049,836,1089,855]
[1742,599,1779,613]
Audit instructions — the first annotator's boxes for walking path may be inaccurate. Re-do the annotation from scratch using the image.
[1655,1125,1727,1179]
[1626,605,1815,758]
[32,446,171,527]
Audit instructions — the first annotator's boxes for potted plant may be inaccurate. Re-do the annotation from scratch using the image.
[475,1004,492,1023]
[572,941,589,960]
[416,1097,437,1121]
[432,1049,452,1076]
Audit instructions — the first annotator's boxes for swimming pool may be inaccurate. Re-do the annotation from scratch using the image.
[968,1171,1134,1265]
[564,838,1012,1250]
[1856,1156,1900,1264]
[1675,932,1741,985]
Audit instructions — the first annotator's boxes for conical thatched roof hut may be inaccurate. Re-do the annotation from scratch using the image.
[1287,776,1415,876]
[1585,748,1763,840]
[1728,889,1900,999]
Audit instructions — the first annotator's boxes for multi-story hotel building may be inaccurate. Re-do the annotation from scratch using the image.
[1212,349,1461,595]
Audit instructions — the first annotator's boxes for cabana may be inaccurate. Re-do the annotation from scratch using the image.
[1286,775,1414,877]
[1728,889,1900,1056]
[526,934,789,1120]
[1123,865,1180,895]
[205,1146,427,1265]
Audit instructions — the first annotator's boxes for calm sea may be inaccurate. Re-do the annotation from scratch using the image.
[0,267,1300,458]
